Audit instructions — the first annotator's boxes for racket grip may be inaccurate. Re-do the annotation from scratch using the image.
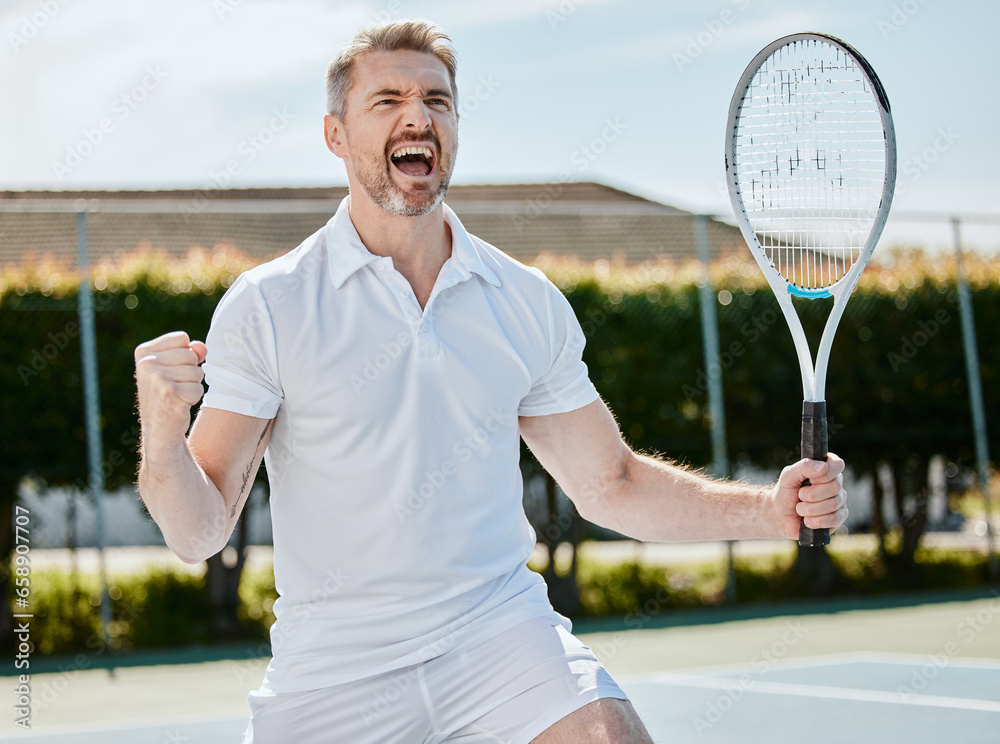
[799,401,830,547]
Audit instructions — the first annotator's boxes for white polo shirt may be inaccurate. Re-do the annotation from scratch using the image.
[202,197,599,694]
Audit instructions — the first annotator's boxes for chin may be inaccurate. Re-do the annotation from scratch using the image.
[381,176,450,217]
[381,190,447,217]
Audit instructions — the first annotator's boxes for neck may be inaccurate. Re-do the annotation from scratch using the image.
[346,191,452,309]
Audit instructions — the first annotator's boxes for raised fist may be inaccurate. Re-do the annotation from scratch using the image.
[134,331,208,452]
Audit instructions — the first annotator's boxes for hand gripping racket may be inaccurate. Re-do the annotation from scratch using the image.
[725,33,896,547]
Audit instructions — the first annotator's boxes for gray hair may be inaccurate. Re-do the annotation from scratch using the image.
[326,19,458,119]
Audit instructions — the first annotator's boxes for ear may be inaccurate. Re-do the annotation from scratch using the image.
[324,114,347,158]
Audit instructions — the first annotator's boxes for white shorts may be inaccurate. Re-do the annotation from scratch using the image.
[242,616,628,744]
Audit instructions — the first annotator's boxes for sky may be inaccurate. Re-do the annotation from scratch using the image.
[2,0,997,230]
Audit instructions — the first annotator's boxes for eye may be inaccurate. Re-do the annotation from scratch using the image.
[426,98,450,109]
[376,99,397,106]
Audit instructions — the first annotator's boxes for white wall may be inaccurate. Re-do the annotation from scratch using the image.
[16,480,273,549]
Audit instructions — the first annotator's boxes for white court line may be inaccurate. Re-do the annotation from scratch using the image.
[623,650,871,679]
[835,651,1000,670]
[621,650,1000,681]
[629,672,1000,714]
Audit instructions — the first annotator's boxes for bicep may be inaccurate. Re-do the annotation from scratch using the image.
[518,398,630,514]
[188,406,274,521]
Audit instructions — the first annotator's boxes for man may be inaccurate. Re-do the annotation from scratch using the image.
[134,19,847,744]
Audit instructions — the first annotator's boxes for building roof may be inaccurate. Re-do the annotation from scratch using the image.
[0,182,677,205]
[0,182,748,268]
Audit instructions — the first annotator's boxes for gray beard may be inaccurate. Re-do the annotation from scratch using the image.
[369,178,448,217]
[355,145,455,217]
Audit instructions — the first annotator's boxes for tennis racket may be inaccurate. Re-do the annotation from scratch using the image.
[725,33,896,547]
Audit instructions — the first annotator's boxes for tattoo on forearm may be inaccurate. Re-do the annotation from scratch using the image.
[231,420,272,518]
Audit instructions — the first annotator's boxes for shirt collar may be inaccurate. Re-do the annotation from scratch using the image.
[325,197,379,289]
[325,196,501,290]
[441,202,502,288]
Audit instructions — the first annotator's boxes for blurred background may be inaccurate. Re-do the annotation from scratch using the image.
[1,1,998,739]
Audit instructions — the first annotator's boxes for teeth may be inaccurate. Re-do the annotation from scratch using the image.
[392,146,433,160]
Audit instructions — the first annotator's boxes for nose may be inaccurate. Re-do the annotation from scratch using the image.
[401,98,432,130]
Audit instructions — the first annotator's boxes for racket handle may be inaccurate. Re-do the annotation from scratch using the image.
[799,401,830,547]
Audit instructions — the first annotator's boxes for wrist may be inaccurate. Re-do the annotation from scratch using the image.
[760,484,787,540]
[139,427,189,469]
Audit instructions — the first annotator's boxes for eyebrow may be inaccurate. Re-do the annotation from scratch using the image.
[367,87,453,101]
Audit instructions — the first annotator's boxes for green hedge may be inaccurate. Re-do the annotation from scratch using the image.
[6,248,998,655]
[1,249,253,494]
[543,252,1000,473]
[21,568,212,655]
[3,247,997,497]
[20,543,996,655]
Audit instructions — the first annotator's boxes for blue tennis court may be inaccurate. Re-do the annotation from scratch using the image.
[624,652,1000,743]
[3,652,997,743]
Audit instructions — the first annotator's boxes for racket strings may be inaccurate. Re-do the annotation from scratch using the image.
[733,38,887,290]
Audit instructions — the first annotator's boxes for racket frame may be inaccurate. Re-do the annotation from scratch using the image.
[724,32,897,544]
[727,32,896,403]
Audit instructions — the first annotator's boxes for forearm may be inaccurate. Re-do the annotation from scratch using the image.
[579,452,783,542]
[138,436,229,564]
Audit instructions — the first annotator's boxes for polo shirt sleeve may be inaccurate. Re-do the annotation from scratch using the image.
[201,274,283,419]
[517,280,600,417]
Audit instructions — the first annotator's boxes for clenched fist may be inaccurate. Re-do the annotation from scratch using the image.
[135,331,208,455]
[771,454,848,540]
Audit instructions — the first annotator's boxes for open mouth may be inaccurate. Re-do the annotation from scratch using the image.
[389,144,436,178]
